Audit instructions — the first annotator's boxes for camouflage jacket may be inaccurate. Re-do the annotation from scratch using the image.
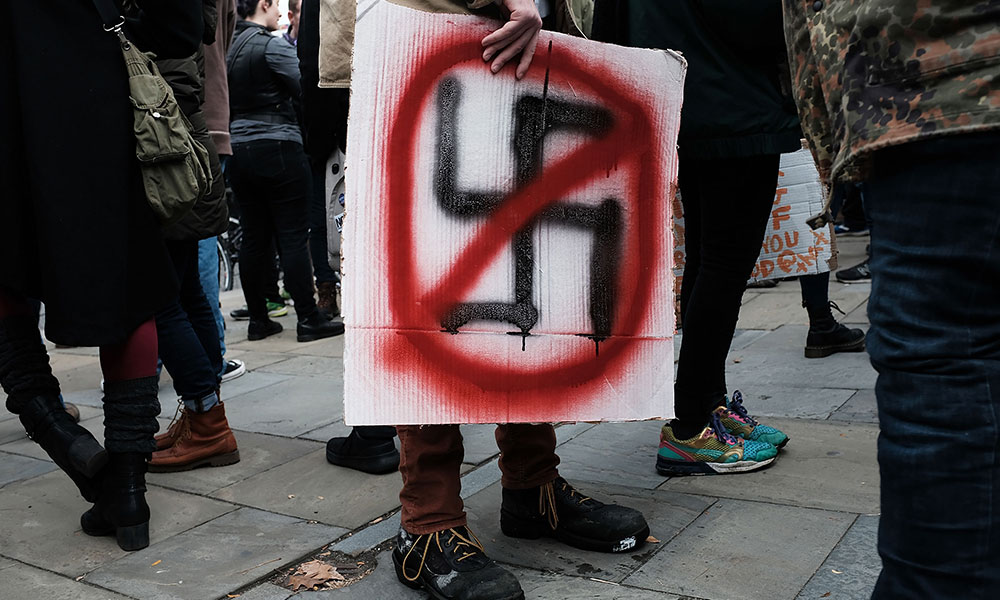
[783,0,1000,184]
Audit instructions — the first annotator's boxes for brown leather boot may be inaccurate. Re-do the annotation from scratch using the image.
[316,281,340,318]
[148,402,239,472]
[154,401,187,451]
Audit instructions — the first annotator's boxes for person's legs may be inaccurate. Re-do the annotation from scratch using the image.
[309,156,339,314]
[85,319,160,551]
[0,286,106,501]
[658,154,784,476]
[798,271,865,358]
[866,132,1000,597]
[197,236,225,360]
[673,154,780,433]
[397,424,466,534]
[677,163,702,328]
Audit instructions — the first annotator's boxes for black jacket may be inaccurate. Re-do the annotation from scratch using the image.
[593,0,802,159]
[227,20,299,126]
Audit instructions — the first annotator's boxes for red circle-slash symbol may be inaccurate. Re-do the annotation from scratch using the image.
[383,35,665,406]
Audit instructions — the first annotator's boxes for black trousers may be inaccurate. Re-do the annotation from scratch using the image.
[230,139,318,322]
[674,153,779,434]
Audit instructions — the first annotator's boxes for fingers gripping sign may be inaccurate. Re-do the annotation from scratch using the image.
[482,0,543,78]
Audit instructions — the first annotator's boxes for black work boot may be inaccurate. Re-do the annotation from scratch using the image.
[81,452,151,551]
[82,376,160,551]
[0,316,106,501]
[247,318,283,341]
[296,310,345,342]
[501,477,649,553]
[392,526,524,600]
[326,426,399,474]
[804,301,866,358]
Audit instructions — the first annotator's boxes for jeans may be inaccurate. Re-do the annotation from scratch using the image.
[156,240,222,413]
[197,236,226,364]
[396,424,559,534]
[673,153,780,435]
[866,132,1000,598]
[230,139,318,322]
[309,157,338,285]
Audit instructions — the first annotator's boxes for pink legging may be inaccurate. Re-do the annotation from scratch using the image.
[0,287,157,382]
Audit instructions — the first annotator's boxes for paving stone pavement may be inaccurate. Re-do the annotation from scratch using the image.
[0,241,883,600]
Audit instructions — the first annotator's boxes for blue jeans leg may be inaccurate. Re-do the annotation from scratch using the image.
[866,132,1000,599]
[198,236,226,364]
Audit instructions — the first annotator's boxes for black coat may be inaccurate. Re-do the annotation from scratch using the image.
[593,0,802,159]
[0,0,203,346]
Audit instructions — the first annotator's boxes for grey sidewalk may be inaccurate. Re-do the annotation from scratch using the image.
[0,237,879,600]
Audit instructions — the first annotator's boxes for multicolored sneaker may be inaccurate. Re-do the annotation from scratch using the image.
[718,391,789,448]
[656,411,778,476]
[266,301,289,318]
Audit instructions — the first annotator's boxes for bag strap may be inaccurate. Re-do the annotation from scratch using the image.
[90,0,133,50]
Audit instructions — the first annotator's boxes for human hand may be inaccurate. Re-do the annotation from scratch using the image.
[481,0,542,79]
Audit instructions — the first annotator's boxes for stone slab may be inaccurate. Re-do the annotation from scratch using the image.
[298,419,353,443]
[0,415,171,463]
[464,481,715,583]
[58,388,106,409]
[222,375,341,437]
[85,508,345,600]
[0,450,58,488]
[0,556,13,570]
[223,349,297,371]
[237,582,294,600]
[287,334,345,358]
[147,432,322,495]
[663,418,880,514]
[211,449,402,530]
[0,470,236,577]
[512,567,683,599]
[48,353,101,373]
[737,288,868,331]
[554,420,670,490]
[624,499,854,599]
[0,415,29,445]
[730,328,770,351]
[726,387,857,420]
[0,562,131,600]
[162,370,293,406]
[828,390,878,424]
[843,300,869,325]
[257,355,344,379]
[797,515,881,600]
[725,325,877,391]
[48,363,106,395]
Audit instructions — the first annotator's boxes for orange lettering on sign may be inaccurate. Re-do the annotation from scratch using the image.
[811,230,829,245]
[769,235,783,254]
[784,231,799,248]
[759,260,775,278]
[774,187,789,206]
[777,249,796,273]
[772,205,792,230]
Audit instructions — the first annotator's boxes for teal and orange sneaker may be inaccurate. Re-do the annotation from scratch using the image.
[656,411,778,476]
[718,391,789,448]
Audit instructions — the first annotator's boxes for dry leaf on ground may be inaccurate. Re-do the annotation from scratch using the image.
[286,560,346,591]
[646,536,660,543]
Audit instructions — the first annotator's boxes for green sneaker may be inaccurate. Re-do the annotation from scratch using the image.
[718,391,789,448]
[266,301,288,318]
[656,411,778,476]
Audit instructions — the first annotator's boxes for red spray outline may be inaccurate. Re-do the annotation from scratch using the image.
[383,35,666,404]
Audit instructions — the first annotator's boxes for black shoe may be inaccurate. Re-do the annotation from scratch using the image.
[247,319,283,341]
[296,312,345,342]
[230,307,251,321]
[326,427,399,474]
[805,322,866,358]
[393,526,524,600]
[81,452,151,551]
[835,259,871,283]
[500,477,649,554]
[18,395,107,502]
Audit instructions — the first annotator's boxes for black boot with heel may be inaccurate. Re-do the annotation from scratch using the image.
[82,376,160,551]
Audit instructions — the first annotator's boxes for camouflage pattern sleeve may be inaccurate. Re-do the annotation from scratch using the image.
[782,0,834,184]
[782,0,1000,185]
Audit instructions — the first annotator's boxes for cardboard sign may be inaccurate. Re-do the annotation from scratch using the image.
[343,2,686,425]
[749,149,835,282]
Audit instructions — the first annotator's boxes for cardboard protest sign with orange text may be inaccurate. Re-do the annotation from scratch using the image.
[343,2,686,425]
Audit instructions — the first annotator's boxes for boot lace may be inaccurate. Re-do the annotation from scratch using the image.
[400,527,486,582]
[828,301,846,316]
[708,411,740,446]
[727,390,758,428]
[164,398,186,435]
[538,479,592,531]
